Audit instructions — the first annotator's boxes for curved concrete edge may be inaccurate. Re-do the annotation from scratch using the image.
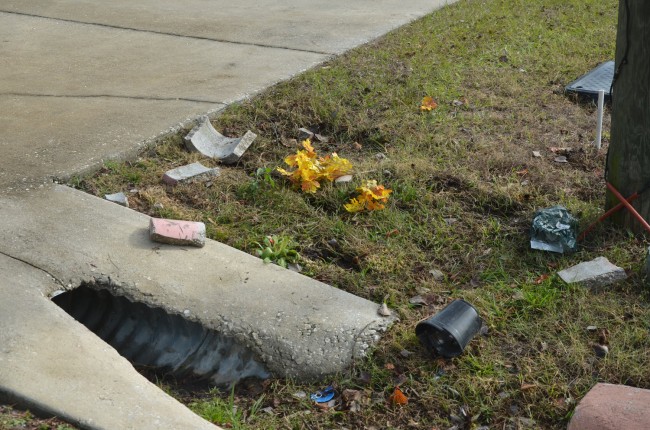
[0,253,219,430]
[567,383,650,430]
[0,185,394,379]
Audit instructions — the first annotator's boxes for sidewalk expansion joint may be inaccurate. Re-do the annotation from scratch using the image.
[0,92,224,105]
[0,10,334,56]
[0,250,65,289]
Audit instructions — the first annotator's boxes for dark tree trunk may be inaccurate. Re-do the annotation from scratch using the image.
[606,0,650,233]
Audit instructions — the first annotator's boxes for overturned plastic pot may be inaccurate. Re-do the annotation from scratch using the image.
[415,299,482,358]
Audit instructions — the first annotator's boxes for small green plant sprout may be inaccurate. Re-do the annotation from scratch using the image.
[255,235,300,268]
[253,167,276,189]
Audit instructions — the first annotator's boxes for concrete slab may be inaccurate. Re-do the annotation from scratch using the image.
[0,12,325,188]
[0,253,219,430]
[0,185,393,380]
[1,1,453,54]
[0,96,218,191]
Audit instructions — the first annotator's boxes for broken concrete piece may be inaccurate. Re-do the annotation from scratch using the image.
[334,174,353,184]
[429,269,445,281]
[184,116,256,164]
[314,133,329,143]
[568,383,650,430]
[592,343,609,358]
[557,256,626,289]
[378,302,391,317]
[554,155,568,163]
[104,192,129,207]
[298,127,314,141]
[149,217,206,247]
[162,162,220,186]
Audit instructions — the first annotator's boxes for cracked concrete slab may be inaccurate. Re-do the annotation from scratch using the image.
[0,96,221,190]
[0,253,219,430]
[0,12,325,188]
[1,0,454,54]
[0,13,324,102]
[0,185,393,380]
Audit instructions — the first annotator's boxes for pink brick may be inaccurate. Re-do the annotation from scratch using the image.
[149,218,206,247]
[568,383,650,430]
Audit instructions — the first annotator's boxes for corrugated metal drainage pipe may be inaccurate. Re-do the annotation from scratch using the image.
[52,285,269,386]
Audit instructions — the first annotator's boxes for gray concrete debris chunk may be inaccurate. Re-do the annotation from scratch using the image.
[162,162,220,186]
[184,116,257,164]
[298,127,314,141]
[104,192,129,207]
[334,174,353,184]
[557,256,627,289]
[429,268,445,281]
[378,302,392,317]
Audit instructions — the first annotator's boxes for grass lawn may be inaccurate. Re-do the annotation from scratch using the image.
[9,0,648,429]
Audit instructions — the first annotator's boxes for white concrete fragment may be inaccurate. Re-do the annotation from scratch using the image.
[558,257,627,289]
[298,127,314,141]
[334,174,353,184]
[184,117,256,164]
[104,192,129,207]
[162,162,220,186]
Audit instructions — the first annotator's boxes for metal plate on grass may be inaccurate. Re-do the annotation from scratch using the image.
[565,61,614,102]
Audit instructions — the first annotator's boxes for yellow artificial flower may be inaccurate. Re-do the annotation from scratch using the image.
[345,180,392,212]
[319,153,353,182]
[344,197,366,213]
[277,139,353,193]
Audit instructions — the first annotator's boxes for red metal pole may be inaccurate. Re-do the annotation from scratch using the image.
[606,182,650,234]
[578,192,639,241]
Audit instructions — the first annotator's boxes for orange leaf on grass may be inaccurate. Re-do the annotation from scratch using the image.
[420,96,438,111]
[389,386,408,405]
[534,274,549,284]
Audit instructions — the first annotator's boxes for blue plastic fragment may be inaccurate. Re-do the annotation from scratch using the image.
[310,386,335,403]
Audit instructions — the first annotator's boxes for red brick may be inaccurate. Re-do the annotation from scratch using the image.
[149,218,206,247]
[568,383,650,430]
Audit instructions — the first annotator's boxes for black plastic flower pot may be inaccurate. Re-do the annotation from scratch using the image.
[415,299,482,358]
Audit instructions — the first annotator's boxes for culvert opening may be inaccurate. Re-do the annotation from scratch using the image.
[52,285,269,387]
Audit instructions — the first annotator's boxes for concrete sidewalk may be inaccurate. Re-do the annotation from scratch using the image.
[0,0,450,190]
[0,1,455,428]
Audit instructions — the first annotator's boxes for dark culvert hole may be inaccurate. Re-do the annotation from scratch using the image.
[52,285,269,387]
